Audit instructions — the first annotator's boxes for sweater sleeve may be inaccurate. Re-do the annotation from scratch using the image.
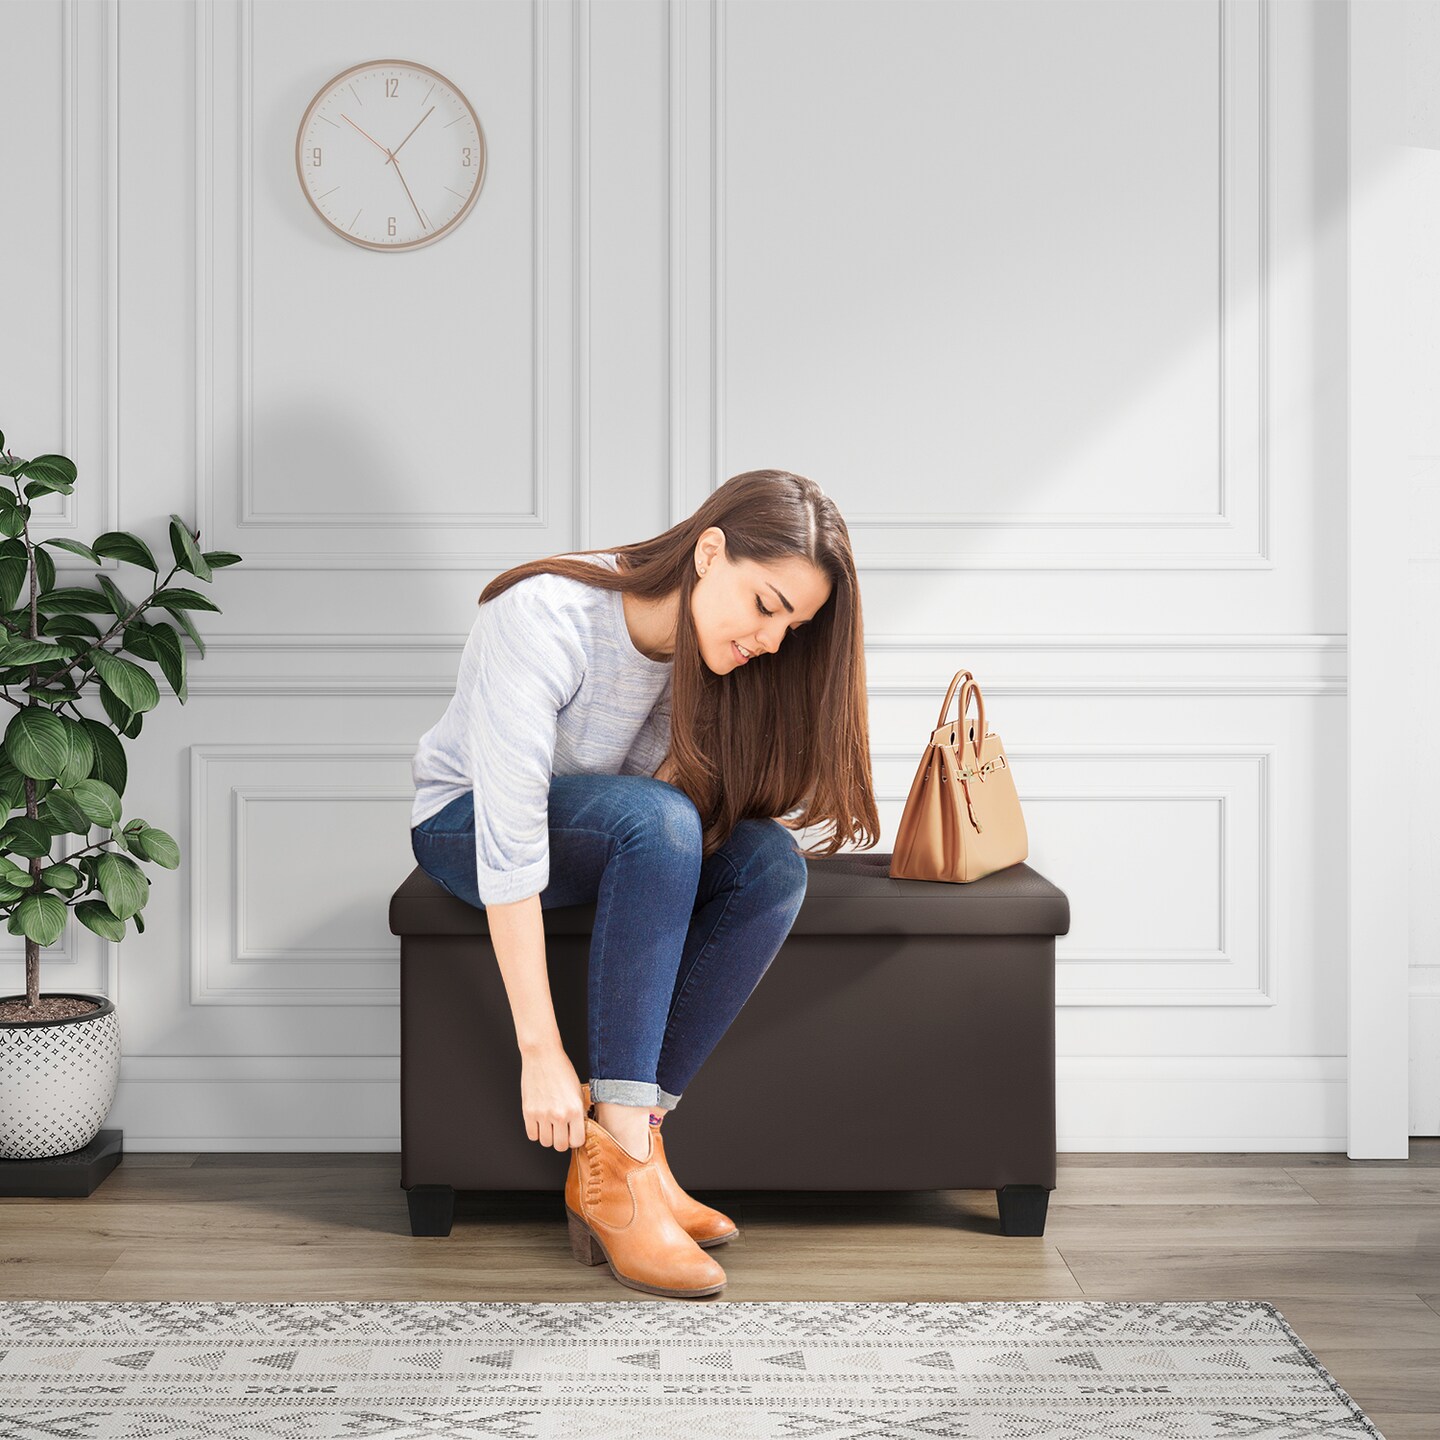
[469,581,587,905]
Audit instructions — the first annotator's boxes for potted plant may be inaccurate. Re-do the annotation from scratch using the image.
[0,428,240,1165]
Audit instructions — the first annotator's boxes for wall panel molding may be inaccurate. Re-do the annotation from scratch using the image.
[104,1051,1345,1151]
[673,0,1274,568]
[193,0,580,567]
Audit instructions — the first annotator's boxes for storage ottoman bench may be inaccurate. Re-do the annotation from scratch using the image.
[389,853,1070,1239]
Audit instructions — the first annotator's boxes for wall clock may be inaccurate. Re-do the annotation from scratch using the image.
[295,58,487,251]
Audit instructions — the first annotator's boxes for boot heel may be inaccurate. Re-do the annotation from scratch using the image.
[566,1207,607,1266]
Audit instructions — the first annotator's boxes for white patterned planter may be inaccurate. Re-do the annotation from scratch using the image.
[0,994,121,1160]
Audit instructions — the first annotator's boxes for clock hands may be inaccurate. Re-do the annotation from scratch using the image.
[341,114,391,158]
[388,106,435,161]
[388,154,429,232]
[339,107,436,232]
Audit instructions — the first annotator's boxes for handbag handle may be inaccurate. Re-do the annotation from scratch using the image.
[935,669,986,761]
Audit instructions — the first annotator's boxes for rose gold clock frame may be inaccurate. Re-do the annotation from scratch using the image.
[294,57,487,253]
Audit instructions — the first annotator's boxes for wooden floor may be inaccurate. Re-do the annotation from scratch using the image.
[4,1141,1438,1439]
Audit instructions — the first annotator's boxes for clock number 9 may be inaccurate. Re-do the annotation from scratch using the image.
[309,146,322,167]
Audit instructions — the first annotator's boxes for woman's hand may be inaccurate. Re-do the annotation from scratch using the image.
[519,1042,587,1151]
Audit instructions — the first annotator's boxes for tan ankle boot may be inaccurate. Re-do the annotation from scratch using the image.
[564,1084,726,1299]
[648,1111,740,1247]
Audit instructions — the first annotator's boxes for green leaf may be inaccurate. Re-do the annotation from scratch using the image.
[0,855,31,885]
[23,454,77,484]
[0,638,65,665]
[70,777,122,829]
[0,817,53,858]
[201,551,243,568]
[57,721,95,788]
[80,716,126,796]
[9,894,67,944]
[40,787,93,835]
[92,531,159,573]
[96,851,147,920]
[0,554,28,612]
[40,613,104,643]
[19,455,77,499]
[3,706,70,779]
[33,543,54,594]
[90,648,160,713]
[0,882,26,904]
[0,507,25,540]
[147,622,187,702]
[73,899,126,943]
[163,605,206,656]
[36,587,113,616]
[40,862,80,891]
[169,515,212,583]
[98,683,142,737]
[95,574,137,623]
[37,537,102,565]
[120,617,158,660]
[132,826,180,869]
[0,768,25,814]
[151,586,221,615]
[22,684,83,705]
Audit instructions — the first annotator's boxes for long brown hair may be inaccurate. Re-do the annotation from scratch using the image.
[478,468,880,860]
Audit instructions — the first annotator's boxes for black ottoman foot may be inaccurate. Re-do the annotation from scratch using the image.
[407,1183,456,1236]
[996,1183,1050,1236]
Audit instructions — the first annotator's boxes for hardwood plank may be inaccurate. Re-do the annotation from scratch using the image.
[1257,1294,1440,1348]
[1314,1349,1440,1413]
[1049,1167,1319,1205]
[1286,1167,1440,1205]
[1054,1245,1440,1298]
[1046,1202,1440,1248]
[1366,1416,1440,1440]
[1057,1140,1440,1168]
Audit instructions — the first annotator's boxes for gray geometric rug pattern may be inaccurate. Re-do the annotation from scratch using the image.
[0,1298,1384,1439]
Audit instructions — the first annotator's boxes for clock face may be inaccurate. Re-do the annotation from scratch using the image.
[295,59,487,251]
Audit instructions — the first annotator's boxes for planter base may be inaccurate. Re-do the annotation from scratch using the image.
[0,1128,123,1197]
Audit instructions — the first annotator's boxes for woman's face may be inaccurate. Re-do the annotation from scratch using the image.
[691,528,833,674]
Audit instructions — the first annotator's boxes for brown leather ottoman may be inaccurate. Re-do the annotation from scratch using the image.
[389,854,1070,1239]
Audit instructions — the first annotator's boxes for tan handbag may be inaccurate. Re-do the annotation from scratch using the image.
[889,669,1028,883]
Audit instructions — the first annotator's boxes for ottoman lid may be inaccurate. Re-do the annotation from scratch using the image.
[390,855,1070,939]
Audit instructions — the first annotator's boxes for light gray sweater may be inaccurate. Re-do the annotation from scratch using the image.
[410,552,674,905]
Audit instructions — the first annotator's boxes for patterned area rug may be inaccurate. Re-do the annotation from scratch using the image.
[0,1298,1383,1439]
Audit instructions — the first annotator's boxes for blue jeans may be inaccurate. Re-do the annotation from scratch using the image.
[410,774,809,1111]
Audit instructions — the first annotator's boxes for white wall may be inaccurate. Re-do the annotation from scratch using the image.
[1349,0,1440,1146]
[0,0,1362,1151]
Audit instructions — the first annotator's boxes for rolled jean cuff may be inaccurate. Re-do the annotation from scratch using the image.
[590,1078,683,1111]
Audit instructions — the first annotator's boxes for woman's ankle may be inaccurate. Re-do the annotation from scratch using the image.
[593,1101,653,1160]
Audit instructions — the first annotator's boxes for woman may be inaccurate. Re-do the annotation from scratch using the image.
[409,469,880,1299]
